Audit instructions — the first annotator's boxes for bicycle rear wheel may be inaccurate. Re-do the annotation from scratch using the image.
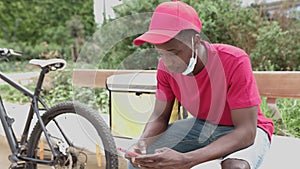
[27,101,118,169]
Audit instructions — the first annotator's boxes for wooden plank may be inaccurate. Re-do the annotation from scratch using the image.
[72,69,156,88]
[72,70,300,99]
[254,71,300,99]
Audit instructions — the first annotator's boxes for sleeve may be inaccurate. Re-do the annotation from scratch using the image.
[155,59,175,102]
[227,56,261,110]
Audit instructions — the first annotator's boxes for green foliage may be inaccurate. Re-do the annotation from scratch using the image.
[94,0,163,70]
[40,26,71,47]
[0,39,72,61]
[41,70,109,113]
[113,0,169,16]
[99,0,244,70]
[0,0,96,45]
[251,22,300,71]
[1,0,299,138]
[73,87,110,114]
[0,0,96,61]
[0,60,35,72]
[97,0,300,71]
[41,70,74,106]
[261,98,300,138]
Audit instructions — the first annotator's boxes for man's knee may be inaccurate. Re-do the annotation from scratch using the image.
[221,158,250,169]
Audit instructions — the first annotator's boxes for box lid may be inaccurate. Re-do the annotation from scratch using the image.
[106,73,157,93]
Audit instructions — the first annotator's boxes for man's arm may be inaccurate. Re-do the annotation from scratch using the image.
[135,106,258,169]
[127,99,174,168]
[139,99,174,145]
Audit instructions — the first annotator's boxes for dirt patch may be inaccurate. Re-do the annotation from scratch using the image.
[0,135,11,168]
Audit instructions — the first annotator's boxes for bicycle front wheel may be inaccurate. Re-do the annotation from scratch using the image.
[27,101,118,169]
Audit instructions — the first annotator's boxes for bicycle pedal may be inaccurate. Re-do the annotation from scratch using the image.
[10,161,26,169]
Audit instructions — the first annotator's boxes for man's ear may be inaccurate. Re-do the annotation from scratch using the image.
[194,34,203,48]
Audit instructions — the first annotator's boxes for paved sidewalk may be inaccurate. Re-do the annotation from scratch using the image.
[0,71,39,85]
[0,103,31,168]
[0,102,127,169]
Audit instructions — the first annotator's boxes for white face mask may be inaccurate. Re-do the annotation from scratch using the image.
[182,37,197,75]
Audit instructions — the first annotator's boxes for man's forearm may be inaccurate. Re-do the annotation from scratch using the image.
[140,116,169,144]
[140,99,174,144]
[184,107,258,167]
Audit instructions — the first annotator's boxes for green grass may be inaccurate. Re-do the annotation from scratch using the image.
[261,97,300,138]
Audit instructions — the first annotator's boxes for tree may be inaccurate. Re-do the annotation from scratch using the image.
[0,0,96,61]
[67,15,85,62]
[0,0,96,46]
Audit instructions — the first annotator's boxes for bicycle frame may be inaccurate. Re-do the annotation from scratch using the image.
[0,67,62,164]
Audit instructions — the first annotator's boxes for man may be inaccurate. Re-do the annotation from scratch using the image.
[127,1,274,169]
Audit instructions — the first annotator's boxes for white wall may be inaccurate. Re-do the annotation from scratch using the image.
[241,0,282,6]
[94,0,123,24]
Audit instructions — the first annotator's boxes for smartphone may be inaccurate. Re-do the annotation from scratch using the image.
[117,147,141,157]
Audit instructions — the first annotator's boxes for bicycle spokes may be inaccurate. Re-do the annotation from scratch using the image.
[27,102,118,169]
[34,115,108,168]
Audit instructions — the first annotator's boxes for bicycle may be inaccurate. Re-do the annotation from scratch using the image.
[0,48,118,169]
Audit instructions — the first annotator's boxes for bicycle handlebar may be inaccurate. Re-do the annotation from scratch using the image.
[0,48,23,57]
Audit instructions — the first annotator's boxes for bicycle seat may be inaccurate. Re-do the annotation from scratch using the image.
[29,59,67,71]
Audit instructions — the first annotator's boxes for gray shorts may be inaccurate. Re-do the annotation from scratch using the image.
[128,118,271,169]
[222,127,270,169]
[148,118,271,169]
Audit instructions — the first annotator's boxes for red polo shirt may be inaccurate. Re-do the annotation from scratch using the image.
[155,42,274,140]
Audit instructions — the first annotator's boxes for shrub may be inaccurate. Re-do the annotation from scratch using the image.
[250,22,300,71]
[97,0,300,71]
[42,69,109,113]
[261,97,300,138]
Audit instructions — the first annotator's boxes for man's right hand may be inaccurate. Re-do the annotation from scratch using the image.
[125,140,147,168]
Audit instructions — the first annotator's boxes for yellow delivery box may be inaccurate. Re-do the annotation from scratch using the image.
[106,73,179,138]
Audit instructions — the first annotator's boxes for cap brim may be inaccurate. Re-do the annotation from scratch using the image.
[133,30,180,46]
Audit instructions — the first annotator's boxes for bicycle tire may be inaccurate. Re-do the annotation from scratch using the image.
[26,101,118,169]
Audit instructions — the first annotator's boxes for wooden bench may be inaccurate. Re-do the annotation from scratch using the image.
[72,70,300,97]
[72,69,300,119]
[72,69,300,169]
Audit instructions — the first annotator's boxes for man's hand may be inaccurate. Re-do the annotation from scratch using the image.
[135,147,192,169]
[125,140,148,168]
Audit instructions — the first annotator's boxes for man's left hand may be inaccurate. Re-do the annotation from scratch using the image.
[135,147,192,169]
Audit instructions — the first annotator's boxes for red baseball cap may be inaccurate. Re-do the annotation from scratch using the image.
[133,0,202,46]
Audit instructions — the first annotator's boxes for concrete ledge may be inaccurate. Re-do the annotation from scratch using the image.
[260,135,300,169]
[191,135,300,169]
